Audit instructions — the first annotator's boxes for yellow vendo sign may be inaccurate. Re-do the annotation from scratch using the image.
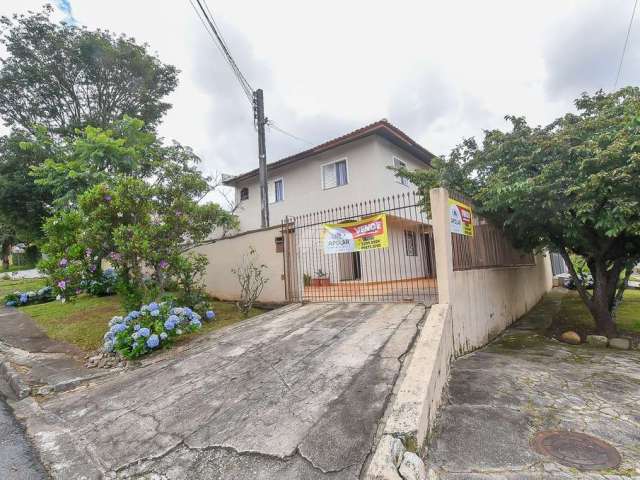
[449,198,474,236]
[322,214,389,254]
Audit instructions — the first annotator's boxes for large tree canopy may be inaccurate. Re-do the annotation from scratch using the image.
[403,87,640,337]
[0,6,179,135]
[0,130,52,242]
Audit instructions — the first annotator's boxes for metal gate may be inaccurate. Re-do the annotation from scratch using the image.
[282,192,438,303]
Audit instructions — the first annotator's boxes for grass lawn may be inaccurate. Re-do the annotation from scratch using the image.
[19,292,266,353]
[23,294,125,351]
[553,288,640,336]
[0,264,36,273]
[0,277,48,298]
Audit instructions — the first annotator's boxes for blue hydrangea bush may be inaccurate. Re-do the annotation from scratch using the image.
[4,286,54,307]
[103,302,215,359]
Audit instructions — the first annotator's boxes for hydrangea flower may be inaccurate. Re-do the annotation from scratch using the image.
[160,332,168,340]
[183,307,192,317]
[176,328,183,335]
[148,302,159,311]
[103,340,114,352]
[19,293,28,304]
[111,323,126,334]
[139,327,151,338]
[134,324,141,331]
[190,319,202,329]
[132,332,140,340]
[150,309,160,317]
[206,310,215,320]
[164,318,176,331]
[129,311,140,319]
[172,307,183,315]
[146,334,160,349]
[5,300,17,307]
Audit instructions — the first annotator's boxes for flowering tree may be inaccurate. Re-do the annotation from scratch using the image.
[36,119,237,307]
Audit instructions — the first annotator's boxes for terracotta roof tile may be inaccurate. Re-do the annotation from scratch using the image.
[223,119,434,185]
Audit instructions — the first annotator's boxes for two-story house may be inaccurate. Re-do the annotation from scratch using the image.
[224,119,434,231]
[221,120,438,302]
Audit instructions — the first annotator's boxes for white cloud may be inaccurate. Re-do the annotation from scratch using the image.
[1,0,638,178]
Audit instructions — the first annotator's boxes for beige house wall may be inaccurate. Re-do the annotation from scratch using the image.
[193,226,286,304]
[232,136,427,232]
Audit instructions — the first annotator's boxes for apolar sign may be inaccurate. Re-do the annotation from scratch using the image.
[448,198,474,236]
[322,214,389,254]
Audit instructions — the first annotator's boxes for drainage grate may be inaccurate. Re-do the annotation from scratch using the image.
[532,431,622,471]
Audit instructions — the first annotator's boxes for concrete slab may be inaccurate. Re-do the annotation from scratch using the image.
[14,302,427,479]
[0,307,112,397]
[425,292,640,479]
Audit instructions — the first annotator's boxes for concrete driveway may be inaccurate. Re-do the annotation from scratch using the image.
[15,302,426,479]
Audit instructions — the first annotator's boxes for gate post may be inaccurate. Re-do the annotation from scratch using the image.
[430,187,454,304]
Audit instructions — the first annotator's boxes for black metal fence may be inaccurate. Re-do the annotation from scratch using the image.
[282,192,438,303]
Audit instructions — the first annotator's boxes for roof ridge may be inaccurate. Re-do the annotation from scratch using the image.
[224,119,434,185]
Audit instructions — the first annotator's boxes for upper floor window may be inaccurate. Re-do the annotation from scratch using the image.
[322,159,348,190]
[269,178,284,203]
[394,157,409,186]
[239,187,249,201]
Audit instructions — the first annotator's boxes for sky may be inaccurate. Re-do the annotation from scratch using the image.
[1,1,639,192]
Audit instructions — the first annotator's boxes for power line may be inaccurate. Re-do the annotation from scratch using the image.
[189,0,254,104]
[266,120,314,146]
[614,0,639,89]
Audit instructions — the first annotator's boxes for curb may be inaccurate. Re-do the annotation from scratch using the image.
[365,303,453,480]
[0,358,31,399]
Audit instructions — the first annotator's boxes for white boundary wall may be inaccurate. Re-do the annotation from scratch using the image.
[430,187,553,355]
[193,226,286,304]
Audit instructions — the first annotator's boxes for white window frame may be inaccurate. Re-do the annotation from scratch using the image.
[393,156,410,187]
[270,177,284,204]
[320,158,349,190]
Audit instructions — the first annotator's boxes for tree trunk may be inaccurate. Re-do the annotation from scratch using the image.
[1,240,11,271]
[559,249,619,338]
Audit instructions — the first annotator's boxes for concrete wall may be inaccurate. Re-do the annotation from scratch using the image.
[429,187,553,356]
[450,254,552,355]
[193,226,286,304]
[231,136,427,231]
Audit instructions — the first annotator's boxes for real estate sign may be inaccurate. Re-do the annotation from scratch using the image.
[322,214,389,254]
[449,198,474,236]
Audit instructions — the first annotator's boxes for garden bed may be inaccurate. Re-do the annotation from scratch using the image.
[19,294,265,353]
[0,277,47,298]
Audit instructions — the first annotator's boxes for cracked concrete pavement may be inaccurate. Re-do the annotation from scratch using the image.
[425,291,640,479]
[13,302,426,479]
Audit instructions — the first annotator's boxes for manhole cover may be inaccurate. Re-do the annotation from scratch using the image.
[532,431,621,470]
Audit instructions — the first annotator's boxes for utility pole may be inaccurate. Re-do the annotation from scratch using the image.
[254,89,269,228]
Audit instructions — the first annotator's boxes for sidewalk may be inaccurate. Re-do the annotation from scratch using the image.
[425,290,640,479]
[0,307,114,398]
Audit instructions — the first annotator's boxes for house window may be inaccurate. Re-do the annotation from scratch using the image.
[322,159,348,190]
[405,230,417,256]
[394,157,409,186]
[274,179,284,202]
[240,187,249,201]
[269,178,284,203]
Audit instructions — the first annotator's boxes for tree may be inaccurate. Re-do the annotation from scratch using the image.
[0,130,53,244]
[402,88,640,337]
[36,119,237,308]
[0,6,178,135]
